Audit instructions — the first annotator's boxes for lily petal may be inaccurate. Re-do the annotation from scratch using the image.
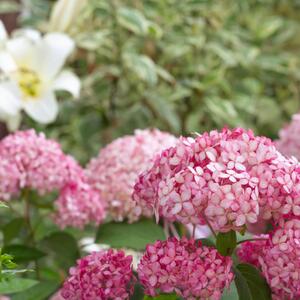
[34,33,75,80]
[6,37,36,68]
[23,91,58,124]
[0,110,21,131]
[0,81,22,115]
[0,20,7,44]
[12,28,41,42]
[52,70,80,98]
[0,50,17,72]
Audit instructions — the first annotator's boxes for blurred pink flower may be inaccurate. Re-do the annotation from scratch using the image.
[275,113,300,159]
[0,129,82,198]
[54,180,105,229]
[86,129,176,222]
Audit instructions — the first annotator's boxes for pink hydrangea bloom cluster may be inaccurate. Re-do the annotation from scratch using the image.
[86,129,176,222]
[54,180,105,229]
[275,112,300,159]
[255,156,300,221]
[257,219,300,300]
[236,235,268,267]
[0,129,105,229]
[134,127,285,232]
[0,130,82,198]
[137,237,234,300]
[61,249,134,300]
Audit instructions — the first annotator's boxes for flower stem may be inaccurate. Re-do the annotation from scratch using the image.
[169,223,180,239]
[163,219,170,238]
[202,214,217,239]
[237,238,268,245]
[22,189,40,280]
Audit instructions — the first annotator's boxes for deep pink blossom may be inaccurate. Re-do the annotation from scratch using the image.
[61,250,134,300]
[0,130,82,198]
[54,180,105,229]
[137,237,234,300]
[86,129,176,222]
[258,219,300,300]
[276,113,300,159]
[236,235,268,267]
[134,128,280,232]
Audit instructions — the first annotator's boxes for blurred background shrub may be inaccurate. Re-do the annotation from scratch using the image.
[2,0,300,163]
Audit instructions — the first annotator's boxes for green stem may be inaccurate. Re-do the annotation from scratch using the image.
[237,238,268,245]
[202,214,217,239]
[22,189,40,280]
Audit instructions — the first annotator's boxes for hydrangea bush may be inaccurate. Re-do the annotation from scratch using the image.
[1,124,300,300]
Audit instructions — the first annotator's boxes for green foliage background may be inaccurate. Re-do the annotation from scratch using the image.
[13,0,300,163]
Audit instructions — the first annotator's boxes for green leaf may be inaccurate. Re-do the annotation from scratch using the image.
[96,219,165,250]
[2,218,24,245]
[237,264,272,299]
[234,266,252,300]
[118,7,149,35]
[197,238,215,247]
[234,264,271,300]
[124,53,158,85]
[0,278,38,294]
[11,281,59,300]
[222,282,239,300]
[41,232,79,270]
[0,1,20,13]
[132,282,144,300]
[3,245,46,263]
[216,230,237,256]
[76,31,110,50]
[0,202,8,208]
[144,293,180,300]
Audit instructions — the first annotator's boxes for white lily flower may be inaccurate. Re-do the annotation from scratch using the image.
[0,21,80,128]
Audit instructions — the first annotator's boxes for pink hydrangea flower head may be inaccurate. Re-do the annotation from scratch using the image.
[134,127,279,232]
[275,113,300,159]
[0,159,21,200]
[0,130,83,197]
[236,234,268,267]
[54,179,105,229]
[61,249,134,300]
[137,237,234,300]
[254,155,300,221]
[86,129,176,222]
[258,219,300,300]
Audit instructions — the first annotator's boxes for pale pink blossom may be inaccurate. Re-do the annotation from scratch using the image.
[61,249,134,300]
[0,129,82,198]
[0,129,105,229]
[276,113,300,159]
[0,159,20,200]
[137,237,234,300]
[86,129,176,222]
[134,128,279,232]
[258,219,300,300]
[54,180,105,229]
[254,156,300,221]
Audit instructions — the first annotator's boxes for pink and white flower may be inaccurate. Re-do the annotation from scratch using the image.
[61,250,134,300]
[138,237,234,300]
